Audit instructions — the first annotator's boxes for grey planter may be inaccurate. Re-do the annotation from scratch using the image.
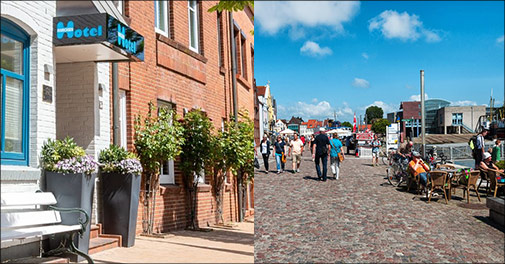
[100,172,141,247]
[44,171,96,262]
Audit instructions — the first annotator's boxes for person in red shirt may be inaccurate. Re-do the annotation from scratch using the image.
[300,135,306,145]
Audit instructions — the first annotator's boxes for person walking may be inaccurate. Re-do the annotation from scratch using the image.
[289,133,304,173]
[260,134,271,174]
[274,136,285,174]
[310,135,315,155]
[371,134,381,166]
[474,129,488,169]
[281,136,288,172]
[492,139,501,163]
[312,128,331,181]
[329,133,344,179]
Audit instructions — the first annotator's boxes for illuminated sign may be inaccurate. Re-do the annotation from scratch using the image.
[54,13,144,61]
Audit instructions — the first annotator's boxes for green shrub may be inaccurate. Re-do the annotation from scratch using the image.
[99,145,140,173]
[496,160,505,170]
[41,137,86,171]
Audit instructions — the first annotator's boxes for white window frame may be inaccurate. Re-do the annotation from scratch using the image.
[194,167,205,184]
[188,0,199,53]
[119,90,127,149]
[158,100,176,185]
[155,0,169,37]
[113,0,124,15]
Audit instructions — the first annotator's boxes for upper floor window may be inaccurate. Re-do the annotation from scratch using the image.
[113,0,124,15]
[1,18,30,166]
[188,0,199,53]
[217,11,224,68]
[240,33,247,79]
[452,113,463,125]
[155,0,169,37]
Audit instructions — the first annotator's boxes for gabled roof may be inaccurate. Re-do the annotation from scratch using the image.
[257,86,266,97]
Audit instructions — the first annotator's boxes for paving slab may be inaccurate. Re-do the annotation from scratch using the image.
[254,151,505,263]
[84,222,253,263]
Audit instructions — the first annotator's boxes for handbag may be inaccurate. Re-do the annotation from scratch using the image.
[338,152,344,162]
[254,157,260,169]
[281,153,287,163]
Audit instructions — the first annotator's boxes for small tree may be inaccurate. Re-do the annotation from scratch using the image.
[208,1,254,35]
[180,109,214,230]
[365,106,384,124]
[371,118,391,135]
[208,131,227,225]
[134,102,184,234]
[341,121,353,128]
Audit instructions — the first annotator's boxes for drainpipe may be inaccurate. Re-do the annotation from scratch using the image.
[112,62,120,145]
[229,11,243,222]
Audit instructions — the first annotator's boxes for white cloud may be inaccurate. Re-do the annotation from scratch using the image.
[278,100,335,120]
[497,35,504,43]
[352,78,370,88]
[311,98,318,103]
[365,101,398,115]
[335,102,355,121]
[300,41,333,57]
[405,84,414,89]
[451,100,477,106]
[368,10,442,42]
[255,1,360,36]
[409,93,429,101]
[362,52,369,59]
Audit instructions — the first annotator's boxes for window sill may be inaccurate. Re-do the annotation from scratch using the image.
[224,183,232,192]
[157,33,208,63]
[219,66,226,75]
[159,184,183,195]
[236,74,251,90]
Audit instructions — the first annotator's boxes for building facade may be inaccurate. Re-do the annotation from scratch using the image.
[114,0,254,233]
[437,105,485,134]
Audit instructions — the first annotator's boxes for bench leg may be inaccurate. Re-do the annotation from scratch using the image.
[44,233,94,264]
[69,233,94,264]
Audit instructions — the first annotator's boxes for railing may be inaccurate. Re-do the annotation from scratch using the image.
[461,123,474,133]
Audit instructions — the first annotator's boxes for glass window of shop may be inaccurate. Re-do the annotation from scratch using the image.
[1,18,30,165]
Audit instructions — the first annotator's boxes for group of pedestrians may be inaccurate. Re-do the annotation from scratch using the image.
[257,128,345,181]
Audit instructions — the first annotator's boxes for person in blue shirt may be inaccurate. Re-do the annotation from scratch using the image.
[371,134,381,167]
[274,136,286,174]
[329,133,344,180]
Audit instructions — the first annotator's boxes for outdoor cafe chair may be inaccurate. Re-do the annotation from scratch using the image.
[478,168,491,195]
[435,164,455,170]
[486,168,505,198]
[450,170,481,204]
[426,170,449,204]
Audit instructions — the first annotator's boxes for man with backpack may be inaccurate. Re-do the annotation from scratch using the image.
[472,129,489,169]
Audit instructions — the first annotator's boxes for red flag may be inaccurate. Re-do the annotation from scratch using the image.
[352,113,357,133]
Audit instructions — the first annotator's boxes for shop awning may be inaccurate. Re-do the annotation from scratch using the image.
[53,13,144,63]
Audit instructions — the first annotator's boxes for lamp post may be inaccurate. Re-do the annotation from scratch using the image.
[421,70,426,157]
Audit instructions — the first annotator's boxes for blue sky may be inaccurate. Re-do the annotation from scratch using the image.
[254,1,504,123]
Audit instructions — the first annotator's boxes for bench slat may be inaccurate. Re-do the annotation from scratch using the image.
[1,193,57,207]
[1,211,61,229]
[1,224,82,242]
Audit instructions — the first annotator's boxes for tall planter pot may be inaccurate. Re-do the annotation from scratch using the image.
[100,172,141,247]
[44,171,96,262]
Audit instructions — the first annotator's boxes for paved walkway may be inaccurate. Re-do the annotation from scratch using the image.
[254,151,504,263]
[87,221,253,263]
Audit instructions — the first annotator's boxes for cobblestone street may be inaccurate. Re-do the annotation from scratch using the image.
[254,151,505,263]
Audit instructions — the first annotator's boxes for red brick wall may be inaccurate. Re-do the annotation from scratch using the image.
[109,0,253,233]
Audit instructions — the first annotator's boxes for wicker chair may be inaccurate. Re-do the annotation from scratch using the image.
[426,170,449,204]
[486,169,505,197]
[451,170,481,204]
[478,168,491,195]
[436,164,455,170]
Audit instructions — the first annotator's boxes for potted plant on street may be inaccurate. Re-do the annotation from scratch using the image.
[41,136,98,261]
[98,144,143,247]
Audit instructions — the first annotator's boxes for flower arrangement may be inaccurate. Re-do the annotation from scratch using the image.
[99,145,143,175]
[41,137,98,174]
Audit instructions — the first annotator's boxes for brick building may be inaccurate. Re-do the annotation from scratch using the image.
[111,1,254,234]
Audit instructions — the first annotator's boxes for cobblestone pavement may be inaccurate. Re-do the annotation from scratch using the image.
[254,151,504,263]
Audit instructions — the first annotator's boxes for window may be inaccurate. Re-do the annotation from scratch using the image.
[158,100,176,184]
[234,26,240,75]
[155,0,169,36]
[188,0,199,52]
[118,90,127,149]
[217,11,224,68]
[113,0,124,15]
[452,113,463,125]
[241,33,247,79]
[250,45,254,79]
[1,18,30,166]
[195,168,205,184]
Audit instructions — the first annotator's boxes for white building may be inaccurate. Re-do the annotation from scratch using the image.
[1,1,142,261]
[257,85,270,138]
[273,119,287,133]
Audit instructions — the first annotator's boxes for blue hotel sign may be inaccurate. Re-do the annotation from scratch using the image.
[54,13,144,61]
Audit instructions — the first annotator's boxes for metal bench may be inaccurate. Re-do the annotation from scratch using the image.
[1,191,94,263]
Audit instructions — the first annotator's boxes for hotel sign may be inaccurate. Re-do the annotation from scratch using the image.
[54,13,144,61]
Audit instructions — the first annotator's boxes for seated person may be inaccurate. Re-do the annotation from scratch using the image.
[480,152,504,173]
[397,140,414,161]
[408,151,433,194]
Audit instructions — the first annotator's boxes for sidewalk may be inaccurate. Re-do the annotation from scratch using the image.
[85,221,253,263]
